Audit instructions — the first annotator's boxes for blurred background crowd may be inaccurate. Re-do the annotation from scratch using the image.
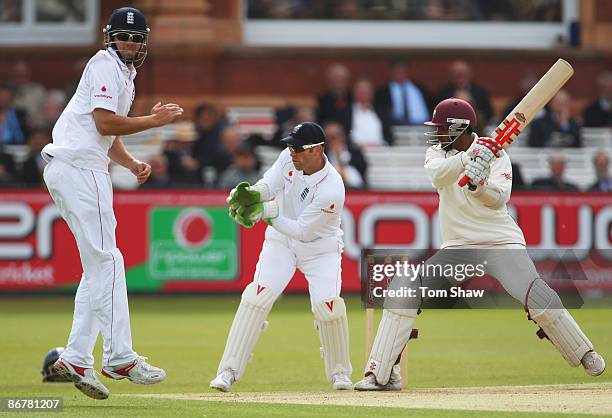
[0,0,610,193]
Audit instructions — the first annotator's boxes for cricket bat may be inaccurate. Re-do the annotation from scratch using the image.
[458,58,574,187]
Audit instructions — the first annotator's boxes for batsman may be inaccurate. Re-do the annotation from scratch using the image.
[210,122,352,391]
[354,98,606,391]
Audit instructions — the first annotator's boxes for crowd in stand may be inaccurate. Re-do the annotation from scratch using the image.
[1,60,611,192]
[247,0,563,22]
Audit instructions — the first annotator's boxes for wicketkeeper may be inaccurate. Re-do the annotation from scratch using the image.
[210,122,352,391]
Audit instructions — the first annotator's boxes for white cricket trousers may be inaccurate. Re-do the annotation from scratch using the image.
[43,158,137,369]
[254,228,343,306]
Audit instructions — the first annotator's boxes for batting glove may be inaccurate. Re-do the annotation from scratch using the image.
[465,137,501,165]
[464,158,491,187]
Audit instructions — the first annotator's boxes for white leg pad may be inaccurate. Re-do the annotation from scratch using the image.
[527,279,593,367]
[217,282,278,379]
[365,308,417,385]
[313,297,352,381]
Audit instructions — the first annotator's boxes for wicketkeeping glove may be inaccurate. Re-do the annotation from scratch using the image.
[237,201,279,227]
[226,182,261,209]
[464,158,491,187]
[229,205,256,228]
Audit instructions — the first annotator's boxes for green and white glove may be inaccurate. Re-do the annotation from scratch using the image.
[228,205,255,228]
[237,201,279,227]
[227,182,261,209]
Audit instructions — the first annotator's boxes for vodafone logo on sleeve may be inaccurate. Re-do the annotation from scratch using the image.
[94,85,112,100]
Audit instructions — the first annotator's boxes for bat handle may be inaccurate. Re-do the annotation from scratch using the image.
[458,175,470,187]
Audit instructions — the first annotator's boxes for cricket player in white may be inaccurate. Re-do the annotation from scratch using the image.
[210,122,352,391]
[355,98,605,391]
[42,7,183,400]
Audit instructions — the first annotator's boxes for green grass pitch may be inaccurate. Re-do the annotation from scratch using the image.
[1,295,610,417]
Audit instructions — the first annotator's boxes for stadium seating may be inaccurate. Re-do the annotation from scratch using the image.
[6,125,609,191]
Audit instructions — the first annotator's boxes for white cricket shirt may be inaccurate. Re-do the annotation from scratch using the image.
[42,48,136,172]
[261,149,345,245]
[424,142,526,248]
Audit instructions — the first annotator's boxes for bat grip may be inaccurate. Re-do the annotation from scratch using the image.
[458,175,470,187]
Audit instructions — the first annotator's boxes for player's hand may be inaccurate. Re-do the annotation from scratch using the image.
[229,206,255,228]
[237,201,279,225]
[151,102,183,126]
[227,182,261,209]
[130,160,152,184]
[464,158,490,187]
[465,137,501,165]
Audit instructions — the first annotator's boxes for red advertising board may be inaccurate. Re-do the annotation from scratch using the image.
[0,190,610,293]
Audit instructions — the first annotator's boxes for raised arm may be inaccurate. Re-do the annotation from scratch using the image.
[93,102,182,136]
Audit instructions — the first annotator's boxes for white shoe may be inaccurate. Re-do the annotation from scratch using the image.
[210,369,236,392]
[582,351,606,376]
[52,359,109,400]
[331,373,353,390]
[354,368,402,391]
[101,356,166,384]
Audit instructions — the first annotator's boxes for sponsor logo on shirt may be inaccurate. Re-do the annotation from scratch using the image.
[94,85,112,99]
[501,172,512,181]
[321,203,335,214]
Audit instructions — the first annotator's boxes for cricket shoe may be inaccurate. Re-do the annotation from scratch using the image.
[331,373,353,390]
[210,369,236,392]
[582,351,605,377]
[354,365,402,391]
[101,356,166,384]
[51,359,109,400]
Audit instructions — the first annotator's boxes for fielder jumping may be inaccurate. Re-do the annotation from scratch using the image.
[210,122,352,391]
[42,7,183,399]
[354,98,606,391]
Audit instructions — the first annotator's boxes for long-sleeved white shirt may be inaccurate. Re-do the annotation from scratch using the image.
[424,141,525,248]
[259,149,345,246]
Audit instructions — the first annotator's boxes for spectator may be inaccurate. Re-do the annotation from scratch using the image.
[583,72,612,127]
[502,73,538,120]
[350,78,391,146]
[192,102,227,174]
[374,60,431,126]
[316,63,353,135]
[270,106,315,149]
[0,145,17,185]
[9,61,46,130]
[218,142,261,189]
[528,90,582,148]
[64,58,88,99]
[37,89,67,130]
[531,151,580,192]
[21,129,51,186]
[436,60,493,127]
[587,150,612,192]
[324,121,367,188]
[163,122,202,186]
[140,154,171,189]
[212,125,245,184]
[0,85,26,145]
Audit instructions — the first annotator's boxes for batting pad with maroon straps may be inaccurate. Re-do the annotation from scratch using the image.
[526,279,593,367]
[217,282,278,380]
[313,297,352,381]
[365,308,417,385]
